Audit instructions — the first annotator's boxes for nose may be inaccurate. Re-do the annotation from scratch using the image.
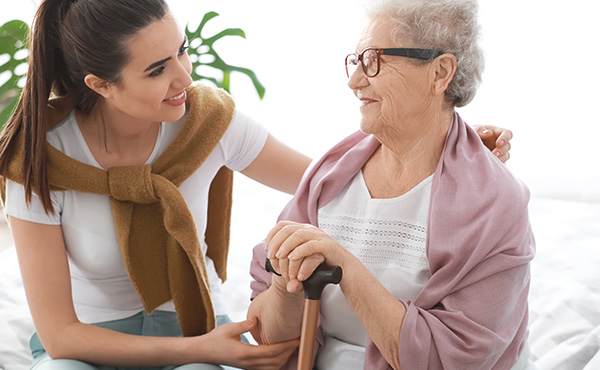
[347,65,368,91]
[175,55,193,89]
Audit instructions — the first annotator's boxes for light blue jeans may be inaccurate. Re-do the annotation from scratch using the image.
[29,312,246,370]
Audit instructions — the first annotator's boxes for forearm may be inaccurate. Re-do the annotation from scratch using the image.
[47,321,209,366]
[340,257,406,370]
[247,276,305,345]
[241,134,312,195]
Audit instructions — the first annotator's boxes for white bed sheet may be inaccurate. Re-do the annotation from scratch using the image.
[1,196,599,370]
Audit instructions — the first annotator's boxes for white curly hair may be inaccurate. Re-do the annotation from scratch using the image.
[363,0,484,107]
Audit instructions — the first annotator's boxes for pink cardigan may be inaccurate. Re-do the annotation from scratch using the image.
[250,112,535,369]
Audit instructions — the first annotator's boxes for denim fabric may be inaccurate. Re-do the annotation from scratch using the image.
[29,313,244,370]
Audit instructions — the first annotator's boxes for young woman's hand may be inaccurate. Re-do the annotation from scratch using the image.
[473,125,513,162]
[203,317,299,370]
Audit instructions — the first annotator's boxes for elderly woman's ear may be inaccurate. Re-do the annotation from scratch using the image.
[431,53,458,97]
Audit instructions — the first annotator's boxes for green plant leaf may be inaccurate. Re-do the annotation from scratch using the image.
[0,94,18,127]
[0,19,29,129]
[185,12,265,99]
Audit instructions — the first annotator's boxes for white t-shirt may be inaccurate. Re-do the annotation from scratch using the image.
[315,170,433,369]
[4,109,268,324]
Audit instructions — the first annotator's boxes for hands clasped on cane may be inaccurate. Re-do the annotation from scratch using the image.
[265,221,345,370]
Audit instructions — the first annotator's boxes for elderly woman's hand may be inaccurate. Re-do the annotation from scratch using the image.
[473,125,513,162]
[266,221,350,294]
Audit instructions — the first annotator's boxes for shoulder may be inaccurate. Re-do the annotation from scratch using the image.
[435,115,530,209]
[430,115,531,249]
[46,110,78,152]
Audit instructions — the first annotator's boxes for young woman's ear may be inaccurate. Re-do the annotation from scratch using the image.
[84,74,114,99]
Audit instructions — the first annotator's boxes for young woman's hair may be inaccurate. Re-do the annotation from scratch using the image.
[0,0,169,213]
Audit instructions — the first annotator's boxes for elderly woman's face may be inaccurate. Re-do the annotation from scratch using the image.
[349,16,435,139]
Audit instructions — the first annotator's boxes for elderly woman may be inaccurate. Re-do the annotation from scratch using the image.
[247,0,535,369]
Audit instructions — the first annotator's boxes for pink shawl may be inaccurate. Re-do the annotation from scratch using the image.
[250,112,535,369]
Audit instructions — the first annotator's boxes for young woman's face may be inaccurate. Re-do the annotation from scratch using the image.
[104,14,193,123]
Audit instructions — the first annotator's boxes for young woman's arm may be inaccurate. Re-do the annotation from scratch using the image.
[10,216,297,369]
[241,134,312,195]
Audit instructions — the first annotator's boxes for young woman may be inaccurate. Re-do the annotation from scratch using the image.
[0,0,512,369]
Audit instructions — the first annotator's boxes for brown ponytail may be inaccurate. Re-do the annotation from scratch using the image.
[0,0,168,214]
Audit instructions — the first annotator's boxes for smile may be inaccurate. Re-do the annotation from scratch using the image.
[360,98,377,106]
[165,91,185,101]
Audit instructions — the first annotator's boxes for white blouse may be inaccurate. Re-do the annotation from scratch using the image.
[316,170,433,369]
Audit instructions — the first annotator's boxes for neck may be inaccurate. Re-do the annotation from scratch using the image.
[76,101,161,168]
[364,109,453,198]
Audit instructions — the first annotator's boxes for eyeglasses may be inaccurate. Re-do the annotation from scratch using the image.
[345,47,444,78]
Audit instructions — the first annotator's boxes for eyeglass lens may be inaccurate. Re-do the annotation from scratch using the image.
[345,49,379,78]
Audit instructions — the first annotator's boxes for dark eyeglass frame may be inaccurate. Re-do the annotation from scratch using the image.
[345,47,444,78]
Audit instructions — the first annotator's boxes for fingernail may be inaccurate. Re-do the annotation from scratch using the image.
[493,151,500,157]
[482,129,491,134]
[498,139,505,146]
[297,273,305,280]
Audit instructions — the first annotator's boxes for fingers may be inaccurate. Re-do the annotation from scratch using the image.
[267,222,310,259]
[474,125,513,163]
[286,252,324,293]
[233,333,299,369]
[220,317,257,337]
[213,318,299,370]
[288,251,324,281]
[265,222,309,280]
[243,339,299,369]
[494,129,513,162]
[494,140,511,163]
[266,222,329,287]
[474,126,498,153]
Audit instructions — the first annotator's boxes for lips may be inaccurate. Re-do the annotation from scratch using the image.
[360,97,378,106]
[163,91,186,106]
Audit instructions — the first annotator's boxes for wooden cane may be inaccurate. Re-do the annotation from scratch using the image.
[266,259,342,370]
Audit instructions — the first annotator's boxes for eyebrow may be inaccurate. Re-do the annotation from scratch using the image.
[144,37,187,73]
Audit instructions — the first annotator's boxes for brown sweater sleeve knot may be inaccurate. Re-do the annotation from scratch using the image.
[107,165,159,204]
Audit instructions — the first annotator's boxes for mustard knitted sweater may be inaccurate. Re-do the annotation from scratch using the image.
[1,82,235,336]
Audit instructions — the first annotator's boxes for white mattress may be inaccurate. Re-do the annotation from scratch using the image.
[1,196,599,369]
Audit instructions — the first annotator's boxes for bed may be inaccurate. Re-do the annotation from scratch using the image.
[1,194,599,369]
